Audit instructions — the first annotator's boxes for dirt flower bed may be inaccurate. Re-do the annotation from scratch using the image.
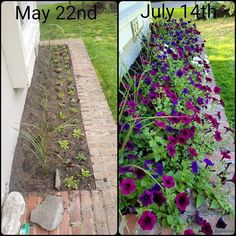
[10,45,95,193]
[119,19,234,234]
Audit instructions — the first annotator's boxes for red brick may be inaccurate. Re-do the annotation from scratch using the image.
[81,208,95,235]
[59,191,69,209]
[81,191,92,210]
[71,225,81,235]
[70,193,81,224]
[26,193,38,222]
[59,209,70,235]
[48,228,60,235]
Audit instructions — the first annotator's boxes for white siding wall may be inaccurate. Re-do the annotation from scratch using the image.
[1,1,40,204]
[119,1,151,76]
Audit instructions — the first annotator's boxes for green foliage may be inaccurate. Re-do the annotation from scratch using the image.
[70,107,78,113]
[58,111,67,120]
[80,168,92,178]
[72,118,80,124]
[72,128,83,139]
[75,153,86,162]
[64,176,79,190]
[58,139,69,150]
[57,92,65,100]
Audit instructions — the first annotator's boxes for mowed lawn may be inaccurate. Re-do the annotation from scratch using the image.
[154,6,235,127]
[38,2,117,120]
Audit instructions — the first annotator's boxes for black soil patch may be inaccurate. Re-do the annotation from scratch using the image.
[9,45,96,193]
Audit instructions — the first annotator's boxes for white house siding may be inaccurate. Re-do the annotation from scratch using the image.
[1,1,40,204]
[119,1,151,76]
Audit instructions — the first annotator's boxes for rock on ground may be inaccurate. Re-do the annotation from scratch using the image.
[30,195,64,231]
[1,191,25,235]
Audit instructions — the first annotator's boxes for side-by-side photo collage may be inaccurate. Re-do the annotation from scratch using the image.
[1,1,235,235]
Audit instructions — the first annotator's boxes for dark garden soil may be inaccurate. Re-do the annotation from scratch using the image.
[9,45,96,193]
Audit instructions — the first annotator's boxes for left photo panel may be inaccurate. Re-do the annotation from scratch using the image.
[1,1,117,235]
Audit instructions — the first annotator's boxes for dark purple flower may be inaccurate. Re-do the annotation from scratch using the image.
[216,217,227,229]
[126,141,135,151]
[166,143,176,157]
[153,191,166,207]
[150,69,157,76]
[133,167,145,180]
[197,97,204,105]
[138,211,157,231]
[182,88,189,94]
[156,111,166,116]
[204,158,214,167]
[126,100,137,108]
[162,175,175,188]
[156,162,163,175]
[154,120,166,128]
[139,190,153,206]
[176,192,190,212]
[195,211,204,225]
[177,135,188,145]
[119,166,132,174]
[120,178,136,195]
[180,116,192,125]
[184,229,195,235]
[191,161,198,174]
[145,77,152,85]
[134,121,142,133]
[123,123,130,130]
[127,154,138,159]
[201,220,213,235]
[144,160,154,170]
[221,150,231,160]
[166,125,174,132]
[176,69,183,77]
[150,183,161,192]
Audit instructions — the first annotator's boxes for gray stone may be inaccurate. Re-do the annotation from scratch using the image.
[55,169,61,191]
[30,195,63,231]
[1,191,25,235]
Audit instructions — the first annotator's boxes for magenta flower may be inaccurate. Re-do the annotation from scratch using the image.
[166,143,176,157]
[177,135,188,145]
[180,116,192,125]
[133,168,145,179]
[139,190,154,206]
[120,178,136,195]
[167,135,177,144]
[162,175,175,188]
[188,147,198,157]
[214,86,221,94]
[176,192,190,212]
[214,130,222,142]
[154,120,166,128]
[138,211,157,231]
[184,229,195,235]
[201,220,213,235]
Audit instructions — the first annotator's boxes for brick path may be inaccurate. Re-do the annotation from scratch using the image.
[22,39,118,235]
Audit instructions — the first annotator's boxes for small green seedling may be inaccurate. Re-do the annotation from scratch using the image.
[55,67,63,73]
[64,176,79,190]
[70,107,78,113]
[58,139,69,150]
[71,98,77,104]
[81,168,92,178]
[72,118,79,124]
[59,111,67,120]
[56,80,64,86]
[56,124,66,133]
[57,92,64,100]
[72,128,83,139]
[75,153,86,162]
[59,103,66,108]
[68,90,75,96]
[68,76,73,83]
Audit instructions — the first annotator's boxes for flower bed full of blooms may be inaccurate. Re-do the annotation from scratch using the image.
[119,19,234,234]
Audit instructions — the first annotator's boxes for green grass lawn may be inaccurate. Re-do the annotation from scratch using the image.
[196,17,235,127]
[38,2,117,120]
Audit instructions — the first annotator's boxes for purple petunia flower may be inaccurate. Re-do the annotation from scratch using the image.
[126,141,135,151]
[133,168,145,179]
[176,192,190,212]
[214,86,221,94]
[166,143,176,157]
[127,154,138,159]
[216,217,227,229]
[141,97,150,105]
[204,158,214,167]
[123,123,130,130]
[154,120,166,128]
[150,70,157,76]
[201,220,213,235]
[214,130,222,142]
[137,211,157,231]
[176,69,183,77]
[120,178,136,195]
[152,191,166,207]
[156,111,166,116]
[166,125,174,132]
[197,97,204,105]
[188,147,198,157]
[139,190,153,206]
[150,183,161,192]
[126,100,137,108]
[191,161,198,174]
[182,88,189,94]
[144,160,154,170]
[134,121,142,133]
[162,175,175,188]
[119,166,132,174]
[156,162,164,175]
[148,92,159,100]
[195,211,204,225]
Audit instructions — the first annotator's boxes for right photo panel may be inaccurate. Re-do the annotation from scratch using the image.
[119,1,235,235]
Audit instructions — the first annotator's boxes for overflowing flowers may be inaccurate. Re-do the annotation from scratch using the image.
[119,18,233,234]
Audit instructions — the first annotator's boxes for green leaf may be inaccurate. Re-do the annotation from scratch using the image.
[196,194,204,208]
[140,178,147,187]
[210,199,220,209]
[167,215,174,226]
